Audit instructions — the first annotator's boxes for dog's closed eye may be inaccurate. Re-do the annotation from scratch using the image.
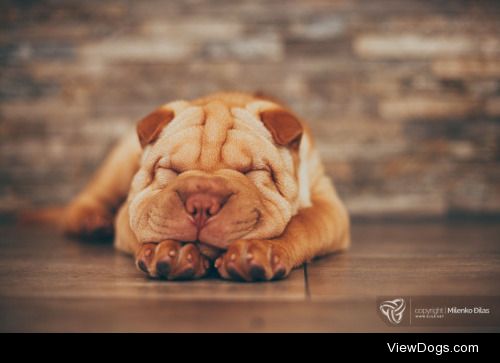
[243,167,271,176]
[155,167,179,186]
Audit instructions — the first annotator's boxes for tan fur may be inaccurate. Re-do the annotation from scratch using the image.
[65,92,350,281]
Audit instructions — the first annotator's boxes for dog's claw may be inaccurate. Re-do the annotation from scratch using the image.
[216,240,291,282]
[136,241,209,280]
[137,260,149,274]
[214,258,222,269]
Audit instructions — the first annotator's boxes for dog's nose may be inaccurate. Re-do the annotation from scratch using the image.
[183,193,226,228]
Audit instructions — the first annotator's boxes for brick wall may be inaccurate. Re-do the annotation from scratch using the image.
[1,0,499,218]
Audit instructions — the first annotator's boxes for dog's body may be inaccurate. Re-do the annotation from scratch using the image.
[64,92,350,281]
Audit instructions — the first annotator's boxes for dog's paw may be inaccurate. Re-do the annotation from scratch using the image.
[136,240,210,280]
[215,240,291,282]
[63,200,114,240]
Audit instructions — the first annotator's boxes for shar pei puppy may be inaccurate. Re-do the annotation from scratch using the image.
[64,92,350,281]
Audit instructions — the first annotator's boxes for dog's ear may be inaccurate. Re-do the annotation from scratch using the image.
[259,109,303,150]
[136,107,175,148]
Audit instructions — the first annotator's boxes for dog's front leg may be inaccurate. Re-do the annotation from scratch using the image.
[215,176,350,281]
[64,132,141,239]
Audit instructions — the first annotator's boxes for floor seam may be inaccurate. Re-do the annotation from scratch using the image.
[303,263,311,300]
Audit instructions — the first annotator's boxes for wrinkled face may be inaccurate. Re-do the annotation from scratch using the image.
[128,98,304,252]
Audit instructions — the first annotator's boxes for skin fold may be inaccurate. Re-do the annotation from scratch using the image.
[64,92,350,282]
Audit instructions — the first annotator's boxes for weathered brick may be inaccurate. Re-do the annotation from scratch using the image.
[432,59,500,79]
[323,161,352,184]
[403,119,499,162]
[0,70,59,100]
[140,20,244,41]
[288,15,345,40]
[354,34,497,59]
[485,97,500,116]
[467,80,499,97]
[0,42,75,65]
[375,15,500,34]
[203,33,284,61]
[1,0,499,218]
[379,96,479,120]
[447,164,500,214]
[1,98,89,119]
[80,38,197,63]
[313,119,406,162]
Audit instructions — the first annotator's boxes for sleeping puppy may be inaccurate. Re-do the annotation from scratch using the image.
[64,92,350,281]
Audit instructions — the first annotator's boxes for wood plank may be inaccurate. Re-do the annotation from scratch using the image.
[1,222,499,332]
[3,297,496,332]
[306,222,500,300]
[0,225,306,301]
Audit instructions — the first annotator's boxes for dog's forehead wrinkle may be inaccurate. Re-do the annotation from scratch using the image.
[221,131,285,172]
[231,107,273,141]
[198,101,234,168]
[140,101,297,183]
[151,135,291,177]
[163,106,205,134]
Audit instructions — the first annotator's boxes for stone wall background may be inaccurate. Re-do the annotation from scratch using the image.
[1,0,499,218]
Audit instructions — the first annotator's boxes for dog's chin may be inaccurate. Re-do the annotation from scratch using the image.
[136,212,253,244]
[138,200,261,246]
[146,221,254,249]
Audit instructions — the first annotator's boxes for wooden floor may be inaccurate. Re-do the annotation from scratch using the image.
[0,221,499,332]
